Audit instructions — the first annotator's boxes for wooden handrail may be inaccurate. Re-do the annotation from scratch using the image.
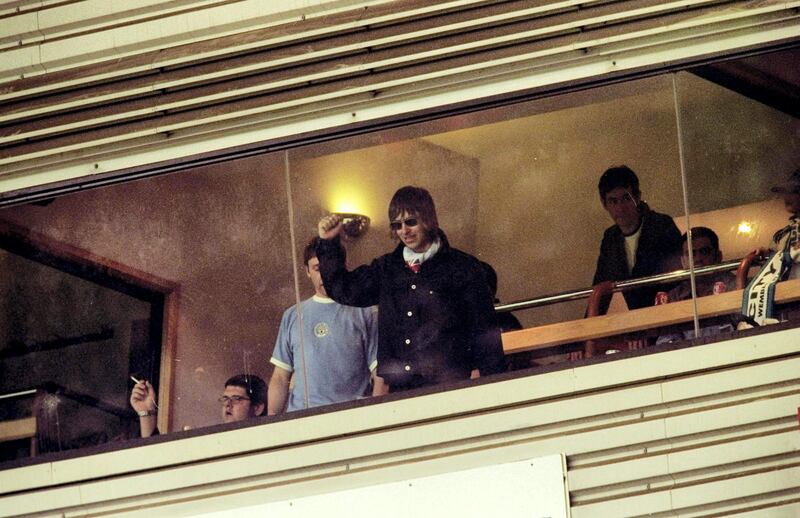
[502,277,800,354]
[0,418,36,443]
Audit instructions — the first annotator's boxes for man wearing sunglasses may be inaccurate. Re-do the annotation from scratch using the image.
[130,374,266,437]
[592,166,682,314]
[316,186,504,391]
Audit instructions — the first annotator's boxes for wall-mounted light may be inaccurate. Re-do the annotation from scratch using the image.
[737,221,754,235]
[335,213,370,238]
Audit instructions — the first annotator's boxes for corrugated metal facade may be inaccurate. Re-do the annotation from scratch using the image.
[1,0,798,195]
[0,1,799,516]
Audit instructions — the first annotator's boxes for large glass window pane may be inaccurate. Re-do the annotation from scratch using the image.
[286,74,686,382]
[0,152,293,459]
[673,47,800,343]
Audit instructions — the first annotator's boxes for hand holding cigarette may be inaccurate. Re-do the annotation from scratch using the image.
[129,376,158,414]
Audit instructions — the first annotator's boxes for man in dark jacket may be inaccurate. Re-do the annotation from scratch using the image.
[592,166,682,314]
[316,186,505,391]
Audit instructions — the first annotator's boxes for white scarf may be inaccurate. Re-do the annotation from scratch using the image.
[403,238,441,270]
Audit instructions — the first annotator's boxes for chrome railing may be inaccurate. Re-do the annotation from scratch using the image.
[495,259,742,313]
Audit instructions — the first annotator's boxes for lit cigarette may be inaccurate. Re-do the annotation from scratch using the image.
[130,375,158,408]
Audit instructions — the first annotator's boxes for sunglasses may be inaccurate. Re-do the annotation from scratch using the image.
[390,217,419,231]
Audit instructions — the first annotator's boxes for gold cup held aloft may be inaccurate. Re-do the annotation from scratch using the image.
[335,213,370,238]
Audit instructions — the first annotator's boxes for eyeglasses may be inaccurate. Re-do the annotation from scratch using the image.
[690,246,715,257]
[218,395,250,404]
[390,217,418,231]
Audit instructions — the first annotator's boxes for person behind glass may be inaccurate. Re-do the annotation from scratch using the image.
[316,186,505,391]
[770,168,800,280]
[268,237,384,415]
[656,227,736,344]
[666,227,736,301]
[591,165,682,314]
[129,374,266,438]
[479,260,526,371]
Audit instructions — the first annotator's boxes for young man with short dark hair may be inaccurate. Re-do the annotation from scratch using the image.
[592,166,682,313]
[268,237,381,415]
[316,186,504,391]
[666,226,735,301]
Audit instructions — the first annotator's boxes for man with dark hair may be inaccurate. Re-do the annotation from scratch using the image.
[129,374,266,438]
[666,227,736,301]
[268,237,381,415]
[656,227,737,344]
[592,166,682,313]
[316,186,505,391]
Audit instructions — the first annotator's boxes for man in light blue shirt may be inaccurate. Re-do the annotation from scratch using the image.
[268,238,384,414]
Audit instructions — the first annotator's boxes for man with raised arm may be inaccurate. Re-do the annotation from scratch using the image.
[267,237,382,415]
[591,166,682,314]
[316,185,504,391]
[129,374,266,437]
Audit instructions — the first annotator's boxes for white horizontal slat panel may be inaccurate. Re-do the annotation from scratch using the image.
[722,502,800,518]
[669,466,800,511]
[0,1,796,196]
[0,331,798,517]
[570,431,800,500]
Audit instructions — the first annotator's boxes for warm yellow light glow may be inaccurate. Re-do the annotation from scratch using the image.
[328,185,368,217]
[737,221,753,235]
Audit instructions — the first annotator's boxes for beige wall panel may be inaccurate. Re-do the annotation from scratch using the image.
[571,432,800,499]
[570,490,674,518]
[729,503,800,518]
[667,431,800,478]
[1,0,380,81]
[1,331,799,516]
[0,11,38,43]
[0,484,83,518]
[569,455,671,493]
[4,328,799,493]
[659,356,800,403]
[661,393,800,440]
[2,4,799,192]
[668,466,800,510]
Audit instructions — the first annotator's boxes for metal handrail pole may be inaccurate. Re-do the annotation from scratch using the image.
[495,259,743,313]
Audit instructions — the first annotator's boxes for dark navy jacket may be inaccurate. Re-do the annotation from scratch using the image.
[316,231,504,389]
[592,205,682,313]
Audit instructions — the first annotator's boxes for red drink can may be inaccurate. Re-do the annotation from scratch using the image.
[713,281,727,295]
[654,291,669,305]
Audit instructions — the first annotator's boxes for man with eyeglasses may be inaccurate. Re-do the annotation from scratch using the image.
[129,374,266,437]
[656,227,737,344]
[592,166,682,314]
[316,186,504,391]
[666,227,736,301]
[268,237,382,415]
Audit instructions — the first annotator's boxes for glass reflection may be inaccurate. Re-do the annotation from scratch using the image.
[0,152,291,460]
[287,74,687,371]
[674,46,800,341]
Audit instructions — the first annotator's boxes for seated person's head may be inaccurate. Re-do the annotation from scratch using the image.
[598,166,642,235]
[304,237,345,297]
[771,168,800,215]
[388,186,440,252]
[221,374,267,423]
[681,227,722,269]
